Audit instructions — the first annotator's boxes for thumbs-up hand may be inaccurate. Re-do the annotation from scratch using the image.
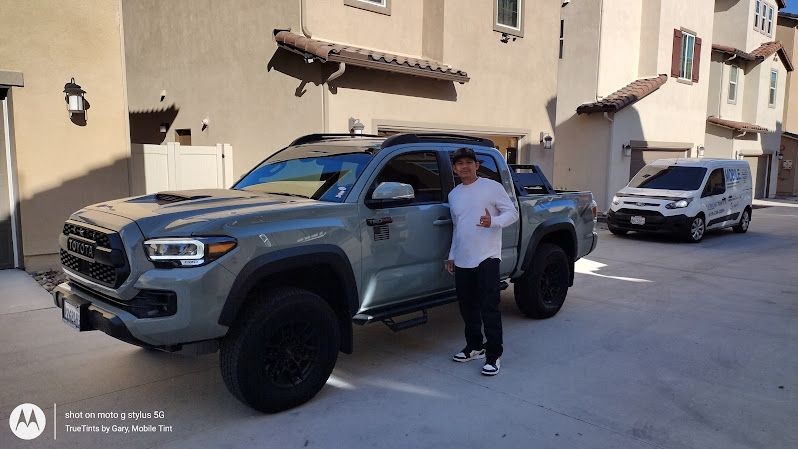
[478,208,491,228]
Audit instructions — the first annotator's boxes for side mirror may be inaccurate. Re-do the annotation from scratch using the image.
[367,182,415,208]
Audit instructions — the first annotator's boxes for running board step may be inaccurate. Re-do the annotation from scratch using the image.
[381,310,428,332]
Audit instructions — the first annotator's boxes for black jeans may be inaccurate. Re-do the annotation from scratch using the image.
[455,257,502,359]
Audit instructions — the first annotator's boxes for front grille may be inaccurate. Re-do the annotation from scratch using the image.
[63,222,110,247]
[61,221,129,288]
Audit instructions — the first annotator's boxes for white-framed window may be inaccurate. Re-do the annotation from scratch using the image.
[494,0,524,37]
[728,65,739,103]
[559,19,564,59]
[344,0,391,15]
[755,1,775,36]
[769,69,778,107]
[680,31,696,80]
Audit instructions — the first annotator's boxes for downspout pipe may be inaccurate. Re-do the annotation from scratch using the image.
[300,0,312,37]
[322,63,347,132]
[595,0,604,101]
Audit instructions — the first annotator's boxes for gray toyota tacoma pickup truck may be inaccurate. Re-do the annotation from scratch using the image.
[53,133,597,412]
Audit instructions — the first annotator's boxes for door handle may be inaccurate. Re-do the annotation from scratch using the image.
[433,218,452,226]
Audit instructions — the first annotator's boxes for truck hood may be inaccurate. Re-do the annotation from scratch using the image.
[84,189,314,237]
[616,187,695,201]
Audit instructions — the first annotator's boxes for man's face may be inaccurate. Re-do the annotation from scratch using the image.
[453,158,479,181]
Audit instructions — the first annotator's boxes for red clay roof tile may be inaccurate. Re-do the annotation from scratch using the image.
[576,75,668,114]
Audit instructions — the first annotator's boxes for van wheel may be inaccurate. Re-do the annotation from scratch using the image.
[608,226,628,236]
[514,243,570,319]
[685,214,705,243]
[220,287,339,413]
[733,208,751,233]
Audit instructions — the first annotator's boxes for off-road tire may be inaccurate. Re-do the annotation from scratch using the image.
[220,287,340,413]
[733,207,751,233]
[684,214,706,243]
[514,243,570,319]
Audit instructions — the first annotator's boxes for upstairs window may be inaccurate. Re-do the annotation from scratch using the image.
[769,69,778,107]
[494,0,524,37]
[755,1,775,36]
[672,29,702,82]
[728,65,739,103]
[344,0,391,15]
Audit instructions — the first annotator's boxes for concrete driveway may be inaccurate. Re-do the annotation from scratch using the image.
[1,205,796,449]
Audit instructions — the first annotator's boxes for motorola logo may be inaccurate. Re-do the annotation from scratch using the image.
[9,403,46,440]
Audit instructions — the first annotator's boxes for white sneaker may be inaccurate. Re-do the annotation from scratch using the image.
[481,358,500,376]
[452,347,486,362]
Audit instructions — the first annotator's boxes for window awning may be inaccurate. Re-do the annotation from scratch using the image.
[273,29,470,84]
[707,116,770,133]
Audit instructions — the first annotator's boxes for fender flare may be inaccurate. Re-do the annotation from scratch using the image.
[519,218,578,285]
[218,244,358,353]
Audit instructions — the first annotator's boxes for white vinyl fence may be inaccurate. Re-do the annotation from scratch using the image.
[130,143,234,195]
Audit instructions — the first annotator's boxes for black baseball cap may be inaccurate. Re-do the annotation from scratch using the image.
[451,147,477,163]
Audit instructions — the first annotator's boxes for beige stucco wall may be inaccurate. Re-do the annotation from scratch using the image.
[0,0,131,270]
[715,0,775,50]
[124,0,557,179]
[555,0,713,210]
[777,20,798,132]
[312,0,558,175]
[123,0,323,177]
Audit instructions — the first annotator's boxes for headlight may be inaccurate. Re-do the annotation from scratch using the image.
[611,196,621,206]
[665,198,693,209]
[144,237,237,267]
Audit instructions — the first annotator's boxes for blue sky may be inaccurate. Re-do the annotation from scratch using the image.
[784,2,798,14]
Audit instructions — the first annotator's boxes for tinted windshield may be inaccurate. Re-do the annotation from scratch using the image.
[628,165,707,191]
[234,146,373,202]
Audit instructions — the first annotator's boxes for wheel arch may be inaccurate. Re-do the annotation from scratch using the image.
[219,244,358,354]
[518,219,577,286]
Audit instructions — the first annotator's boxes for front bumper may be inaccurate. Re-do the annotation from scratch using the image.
[607,210,690,234]
[53,284,159,349]
[54,259,238,346]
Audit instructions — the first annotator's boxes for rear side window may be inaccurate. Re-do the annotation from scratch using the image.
[702,168,726,197]
[629,165,707,190]
[371,152,443,204]
[451,151,502,185]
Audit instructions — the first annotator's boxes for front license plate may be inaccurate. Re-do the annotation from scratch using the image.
[62,300,82,331]
[630,215,646,225]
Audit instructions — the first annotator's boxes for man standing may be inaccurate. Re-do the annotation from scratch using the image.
[446,147,519,376]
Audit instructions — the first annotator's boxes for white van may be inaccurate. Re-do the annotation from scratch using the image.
[607,158,753,242]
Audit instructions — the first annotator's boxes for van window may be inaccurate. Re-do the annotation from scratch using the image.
[628,165,707,190]
[702,168,726,197]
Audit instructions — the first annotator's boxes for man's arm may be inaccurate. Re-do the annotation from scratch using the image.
[490,183,519,228]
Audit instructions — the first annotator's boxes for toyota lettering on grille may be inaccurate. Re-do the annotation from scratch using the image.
[67,236,96,261]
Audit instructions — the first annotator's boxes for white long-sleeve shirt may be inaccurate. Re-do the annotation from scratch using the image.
[448,177,519,268]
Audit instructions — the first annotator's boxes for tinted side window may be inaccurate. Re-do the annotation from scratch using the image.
[371,152,443,204]
[702,168,726,197]
[451,152,502,185]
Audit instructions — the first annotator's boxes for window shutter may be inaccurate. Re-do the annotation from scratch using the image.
[671,29,683,77]
[692,37,702,82]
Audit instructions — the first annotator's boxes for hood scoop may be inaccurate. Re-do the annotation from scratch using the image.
[154,191,211,204]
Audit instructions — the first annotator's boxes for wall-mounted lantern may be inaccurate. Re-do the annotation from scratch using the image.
[622,143,632,157]
[697,145,705,158]
[540,133,553,149]
[349,117,365,135]
[63,77,86,117]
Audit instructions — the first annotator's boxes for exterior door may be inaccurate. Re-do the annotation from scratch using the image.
[702,168,730,228]
[0,88,14,269]
[745,155,771,199]
[358,150,454,311]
